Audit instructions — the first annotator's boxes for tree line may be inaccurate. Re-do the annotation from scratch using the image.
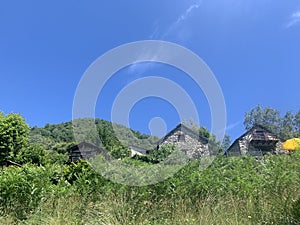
[1,104,299,166]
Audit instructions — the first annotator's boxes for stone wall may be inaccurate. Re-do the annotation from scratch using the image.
[239,133,252,155]
[227,126,284,157]
[158,130,209,160]
[238,132,282,155]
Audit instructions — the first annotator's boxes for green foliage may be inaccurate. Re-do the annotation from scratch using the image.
[63,159,92,184]
[244,104,300,140]
[208,134,222,155]
[52,142,75,154]
[0,112,30,165]
[199,126,210,143]
[44,142,73,165]
[2,110,300,224]
[29,127,55,150]
[182,118,225,154]
[110,145,130,159]
[46,150,69,165]
[0,165,52,219]
[15,144,47,165]
[182,119,211,143]
[221,134,231,152]
[30,118,158,158]
[150,144,177,162]
[280,110,296,140]
[295,111,300,137]
[131,154,158,164]
[182,118,201,133]
[244,104,281,132]
[291,198,300,224]
[1,154,300,224]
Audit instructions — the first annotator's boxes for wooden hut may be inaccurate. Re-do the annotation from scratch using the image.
[225,125,281,157]
[67,141,107,163]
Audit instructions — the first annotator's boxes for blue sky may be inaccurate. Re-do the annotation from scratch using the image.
[0,0,299,141]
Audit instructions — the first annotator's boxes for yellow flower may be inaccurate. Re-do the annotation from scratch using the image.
[248,215,252,219]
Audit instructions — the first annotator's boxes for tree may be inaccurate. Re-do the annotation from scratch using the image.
[294,110,300,137]
[182,118,223,154]
[110,145,130,159]
[221,134,231,153]
[199,126,210,144]
[244,104,281,133]
[244,105,300,140]
[150,144,177,162]
[15,144,47,165]
[182,118,201,133]
[182,118,210,142]
[280,111,295,140]
[208,134,222,155]
[0,113,30,165]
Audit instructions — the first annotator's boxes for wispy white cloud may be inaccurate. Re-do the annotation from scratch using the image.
[214,121,241,141]
[149,21,160,39]
[149,0,202,40]
[226,121,241,131]
[175,1,202,25]
[129,1,203,76]
[285,11,300,29]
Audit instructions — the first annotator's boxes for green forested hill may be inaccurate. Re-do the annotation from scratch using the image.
[30,118,160,152]
[1,109,300,224]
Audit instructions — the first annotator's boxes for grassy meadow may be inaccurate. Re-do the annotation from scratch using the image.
[1,153,300,224]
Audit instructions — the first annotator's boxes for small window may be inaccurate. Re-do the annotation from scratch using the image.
[178,132,185,142]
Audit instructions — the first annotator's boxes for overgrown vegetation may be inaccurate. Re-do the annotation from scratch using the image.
[1,105,300,224]
[244,104,300,140]
[1,154,300,224]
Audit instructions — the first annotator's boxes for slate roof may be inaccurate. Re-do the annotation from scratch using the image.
[225,124,279,155]
[68,141,110,162]
[157,123,208,146]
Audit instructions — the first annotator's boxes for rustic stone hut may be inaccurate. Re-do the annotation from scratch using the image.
[157,123,209,159]
[225,125,282,157]
[67,141,107,163]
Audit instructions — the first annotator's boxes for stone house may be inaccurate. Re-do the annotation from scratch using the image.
[157,123,209,159]
[67,141,108,163]
[225,125,282,157]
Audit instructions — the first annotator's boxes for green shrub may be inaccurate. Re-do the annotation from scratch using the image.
[291,198,300,224]
[1,153,300,224]
[0,165,51,219]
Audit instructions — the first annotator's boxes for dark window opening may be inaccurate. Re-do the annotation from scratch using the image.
[253,130,265,140]
[178,132,185,142]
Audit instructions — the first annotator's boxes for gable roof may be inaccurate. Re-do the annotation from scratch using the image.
[157,123,207,146]
[225,124,279,154]
[68,141,110,161]
[68,141,101,152]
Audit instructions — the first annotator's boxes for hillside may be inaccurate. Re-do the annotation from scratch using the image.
[30,118,160,152]
[1,110,300,224]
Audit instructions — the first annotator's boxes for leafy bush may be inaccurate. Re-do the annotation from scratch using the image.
[0,165,51,219]
[15,144,47,165]
[291,198,300,224]
[1,154,300,224]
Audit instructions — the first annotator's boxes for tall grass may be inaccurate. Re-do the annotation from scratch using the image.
[13,192,296,225]
[1,154,300,224]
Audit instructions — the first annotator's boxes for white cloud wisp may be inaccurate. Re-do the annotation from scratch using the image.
[161,0,202,39]
[286,11,300,29]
